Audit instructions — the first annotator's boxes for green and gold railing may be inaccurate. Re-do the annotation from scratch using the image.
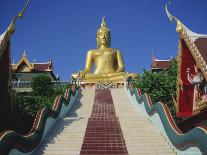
[127,84,207,154]
[0,85,79,155]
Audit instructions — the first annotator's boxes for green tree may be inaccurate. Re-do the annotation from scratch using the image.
[136,59,177,116]
[31,74,54,97]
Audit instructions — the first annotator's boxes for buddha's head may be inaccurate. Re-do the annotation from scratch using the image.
[96,17,111,48]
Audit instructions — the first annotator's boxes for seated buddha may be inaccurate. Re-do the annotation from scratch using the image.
[72,17,138,82]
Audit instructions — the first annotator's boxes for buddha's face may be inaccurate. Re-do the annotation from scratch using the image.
[96,30,111,48]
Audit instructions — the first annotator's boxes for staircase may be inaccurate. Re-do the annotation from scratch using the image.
[111,88,176,155]
[34,87,176,155]
[34,88,95,155]
[80,89,128,155]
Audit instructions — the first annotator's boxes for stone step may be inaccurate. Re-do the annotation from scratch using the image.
[36,150,80,155]
[38,146,82,151]
[36,88,178,155]
[33,89,95,155]
[128,148,175,153]
[111,88,177,155]
[128,150,176,155]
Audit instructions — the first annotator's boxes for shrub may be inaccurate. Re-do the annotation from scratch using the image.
[135,59,177,117]
[11,74,72,133]
[15,95,55,117]
[31,74,54,97]
[54,82,72,96]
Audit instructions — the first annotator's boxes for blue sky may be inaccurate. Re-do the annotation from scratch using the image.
[0,0,207,80]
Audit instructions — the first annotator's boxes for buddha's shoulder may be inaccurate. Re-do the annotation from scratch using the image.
[86,48,122,53]
[109,48,122,53]
[86,49,98,53]
[86,49,97,55]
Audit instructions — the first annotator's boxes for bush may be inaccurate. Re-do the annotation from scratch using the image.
[31,74,54,97]
[54,83,72,96]
[11,74,72,133]
[135,59,177,117]
[15,95,55,117]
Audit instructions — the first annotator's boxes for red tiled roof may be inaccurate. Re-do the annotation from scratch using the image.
[151,59,172,69]
[33,63,52,71]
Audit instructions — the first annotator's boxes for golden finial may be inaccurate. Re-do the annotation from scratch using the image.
[7,0,31,35]
[165,0,182,33]
[99,16,110,32]
[101,17,106,27]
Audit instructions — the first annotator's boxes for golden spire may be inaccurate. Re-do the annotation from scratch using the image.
[165,0,182,33]
[7,0,31,35]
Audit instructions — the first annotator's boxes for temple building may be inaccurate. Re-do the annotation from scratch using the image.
[166,3,207,117]
[151,55,172,72]
[0,0,30,130]
[12,51,57,82]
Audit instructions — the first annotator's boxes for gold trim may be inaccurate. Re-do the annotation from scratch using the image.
[166,0,207,114]
[13,53,34,71]
[165,1,183,33]
[175,39,183,113]
[166,0,207,81]
[181,30,207,81]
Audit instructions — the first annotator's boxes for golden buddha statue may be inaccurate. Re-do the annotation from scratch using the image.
[72,17,138,82]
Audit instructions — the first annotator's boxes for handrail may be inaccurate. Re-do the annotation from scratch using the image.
[12,80,72,89]
[127,85,207,154]
[0,85,79,155]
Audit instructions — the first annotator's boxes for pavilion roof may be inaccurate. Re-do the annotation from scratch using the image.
[12,51,53,72]
[151,58,172,70]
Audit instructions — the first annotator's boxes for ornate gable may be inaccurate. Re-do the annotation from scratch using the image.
[12,51,34,72]
[166,2,207,117]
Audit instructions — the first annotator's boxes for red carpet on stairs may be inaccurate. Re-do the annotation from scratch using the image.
[80,89,128,155]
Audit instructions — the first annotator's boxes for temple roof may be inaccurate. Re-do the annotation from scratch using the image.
[12,52,53,72]
[0,31,7,49]
[182,25,207,65]
[151,57,172,70]
[33,63,53,71]
[177,23,207,81]
[0,31,9,59]
[0,0,30,60]
[166,2,207,80]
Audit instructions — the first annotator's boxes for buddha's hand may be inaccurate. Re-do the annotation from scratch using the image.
[79,70,87,79]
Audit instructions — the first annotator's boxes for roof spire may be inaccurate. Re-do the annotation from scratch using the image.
[165,0,183,33]
[23,50,27,57]
[152,50,155,60]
